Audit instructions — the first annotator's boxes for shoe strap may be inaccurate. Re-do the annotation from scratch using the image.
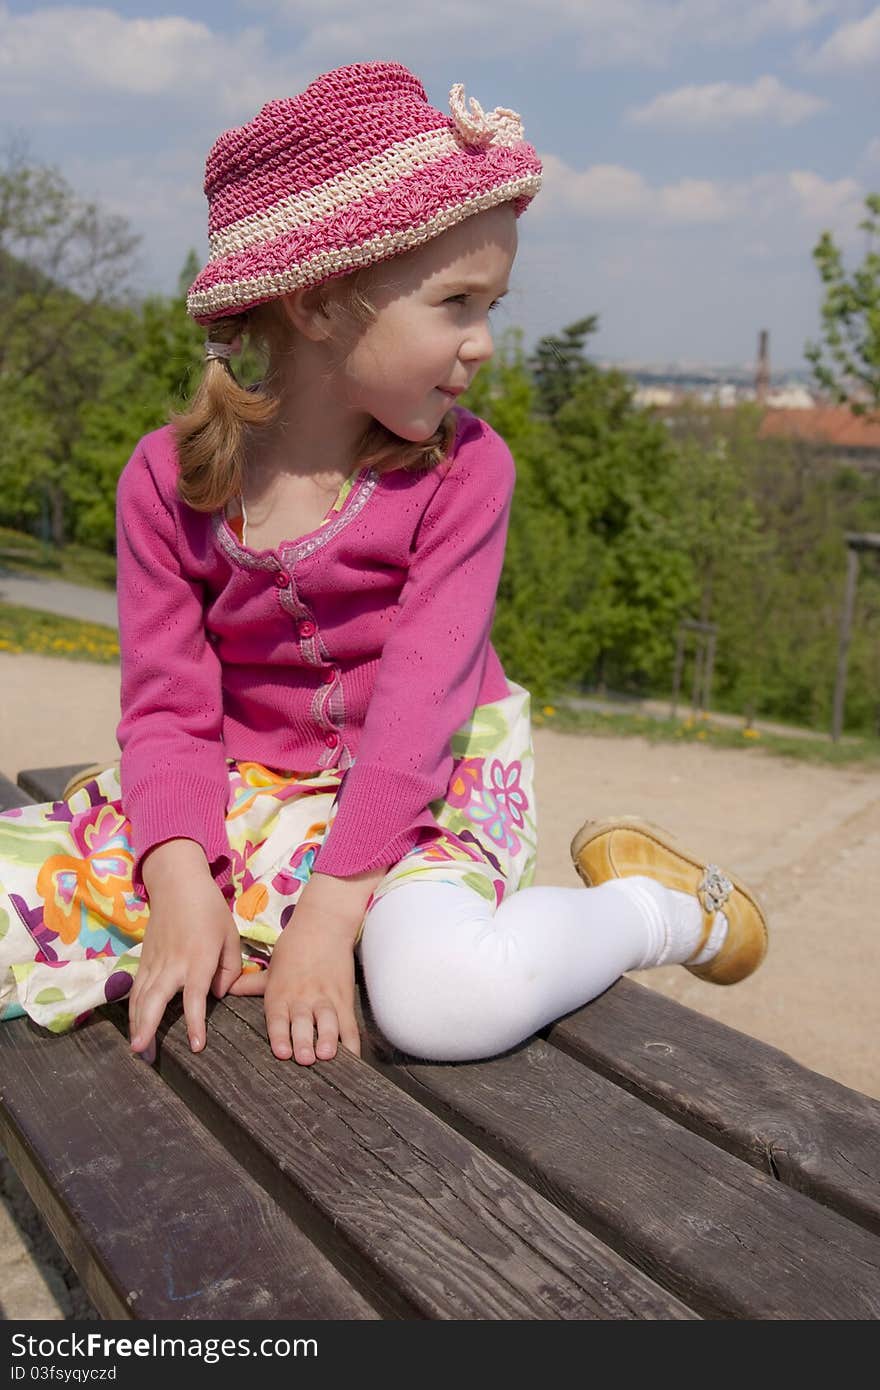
[686,864,734,963]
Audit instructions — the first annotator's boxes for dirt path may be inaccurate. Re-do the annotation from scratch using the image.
[1,651,878,1318]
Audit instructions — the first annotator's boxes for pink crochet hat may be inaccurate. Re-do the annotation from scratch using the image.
[187,61,542,325]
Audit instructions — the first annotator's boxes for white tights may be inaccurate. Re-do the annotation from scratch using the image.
[358,877,707,1062]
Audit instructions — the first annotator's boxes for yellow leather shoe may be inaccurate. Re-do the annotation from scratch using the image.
[570,815,768,985]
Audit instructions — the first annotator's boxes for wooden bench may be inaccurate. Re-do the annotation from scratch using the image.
[2,765,880,1321]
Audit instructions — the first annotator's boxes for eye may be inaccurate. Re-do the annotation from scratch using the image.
[443,294,503,311]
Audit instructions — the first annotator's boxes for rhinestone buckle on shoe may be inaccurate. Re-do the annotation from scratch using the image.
[698,864,733,916]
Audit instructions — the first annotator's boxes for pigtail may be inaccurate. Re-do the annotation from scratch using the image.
[171,314,278,512]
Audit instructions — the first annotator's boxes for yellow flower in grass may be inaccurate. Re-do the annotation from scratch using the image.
[542,705,556,717]
[742,728,761,740]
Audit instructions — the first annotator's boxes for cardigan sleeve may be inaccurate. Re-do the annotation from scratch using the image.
[313,414,515,878]
[115,442,232,894]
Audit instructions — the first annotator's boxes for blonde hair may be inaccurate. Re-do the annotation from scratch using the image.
[172,269,457,512]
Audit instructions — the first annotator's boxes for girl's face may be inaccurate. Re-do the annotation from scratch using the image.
[329,204,518,441]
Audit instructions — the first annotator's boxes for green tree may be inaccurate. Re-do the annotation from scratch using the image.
[0,145,139,391]
[69,254,207,549]
[0,148,139,543]
[529,315,599,418]
[466,334,697,699]
[805,192,880,417]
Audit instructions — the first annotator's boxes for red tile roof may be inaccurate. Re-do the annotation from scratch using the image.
[758,405,880,449]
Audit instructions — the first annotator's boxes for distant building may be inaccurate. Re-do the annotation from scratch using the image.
[632,386,676,407]
[763,385,815,409]
[757,405,880,470]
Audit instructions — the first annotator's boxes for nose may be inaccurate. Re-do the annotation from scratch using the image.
[460,317,495,366]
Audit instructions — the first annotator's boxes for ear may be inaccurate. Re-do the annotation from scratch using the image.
[280,286,332,341]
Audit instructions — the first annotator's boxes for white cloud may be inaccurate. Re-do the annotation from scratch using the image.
[254,0,837,69]
[535,152,866,236]
[0,0,847,138]
[626,75,827,130]
[535,153,738,223]
[800,4,880,71]
[534,156,652,218]
[786,170,865,224]
[861,136,880,166]
[0,4,300,120]
[659,178,734,221]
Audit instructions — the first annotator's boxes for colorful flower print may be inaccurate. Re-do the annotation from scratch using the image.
[420,836,483,866]
[35,804,147,945]
[9,894,58,963]
[446,758,484,809]
[235,883,269,921]
[227,763,302,819]
[464,784,522,855]
[488,759,529,829]
[455,829,504,876]
[272,842,318,895]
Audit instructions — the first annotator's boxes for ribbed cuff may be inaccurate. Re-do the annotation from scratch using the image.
[125,771,231,895]
[312,761,442,877]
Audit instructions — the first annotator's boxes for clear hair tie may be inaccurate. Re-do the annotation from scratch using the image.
[204,340,235,361]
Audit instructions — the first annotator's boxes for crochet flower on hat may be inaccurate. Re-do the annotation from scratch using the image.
[448,83,525,149]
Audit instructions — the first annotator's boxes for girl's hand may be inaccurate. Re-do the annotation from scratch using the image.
[262,912,360,1065]
[130,839,243,1061]
[227,870,384,1065]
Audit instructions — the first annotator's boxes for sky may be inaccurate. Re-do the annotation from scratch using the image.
[1,0,878,372]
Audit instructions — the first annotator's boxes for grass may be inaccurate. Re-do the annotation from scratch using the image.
[534,702,880,769]
[0,603,119,663]
[0,527,116,590]
[1,536,876,769]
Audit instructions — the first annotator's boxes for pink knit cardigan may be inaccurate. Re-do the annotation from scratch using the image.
[115,406,515,890]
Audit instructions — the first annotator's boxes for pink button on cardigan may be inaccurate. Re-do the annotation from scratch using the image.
[115,406,515,890]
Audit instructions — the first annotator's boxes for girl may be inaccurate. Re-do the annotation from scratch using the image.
[0,62,767,1068]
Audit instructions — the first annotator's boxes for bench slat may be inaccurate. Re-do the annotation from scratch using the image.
[0,776,34,812]
[156,996,696,1320]
[17,766,95,804]
[546,977,880,1235]
[0,1016,377,1321]
[357,1015,880,1320]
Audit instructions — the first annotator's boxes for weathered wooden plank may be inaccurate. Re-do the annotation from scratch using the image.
[545,977,880,1235]
[154,995,697,1320]
[17,765,93,804]
[0,1015,378,1321]
[357,1016,880,1320]
[0,775,34,812]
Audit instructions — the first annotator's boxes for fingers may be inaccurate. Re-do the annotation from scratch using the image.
[210,936,247,1000]
[314,1004,340,1062]
[129,977,175,1058]
[264,997,361,1066]
[225,969,268,996]
[133,1036,157,1067]
[265,1000,295,1062]
[182,981,210,1053]
[340,1021,362,1059]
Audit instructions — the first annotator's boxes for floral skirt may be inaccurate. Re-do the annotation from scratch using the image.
[0,681,537,1033]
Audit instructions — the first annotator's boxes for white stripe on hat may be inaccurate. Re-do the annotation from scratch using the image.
[207,125,525,261]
